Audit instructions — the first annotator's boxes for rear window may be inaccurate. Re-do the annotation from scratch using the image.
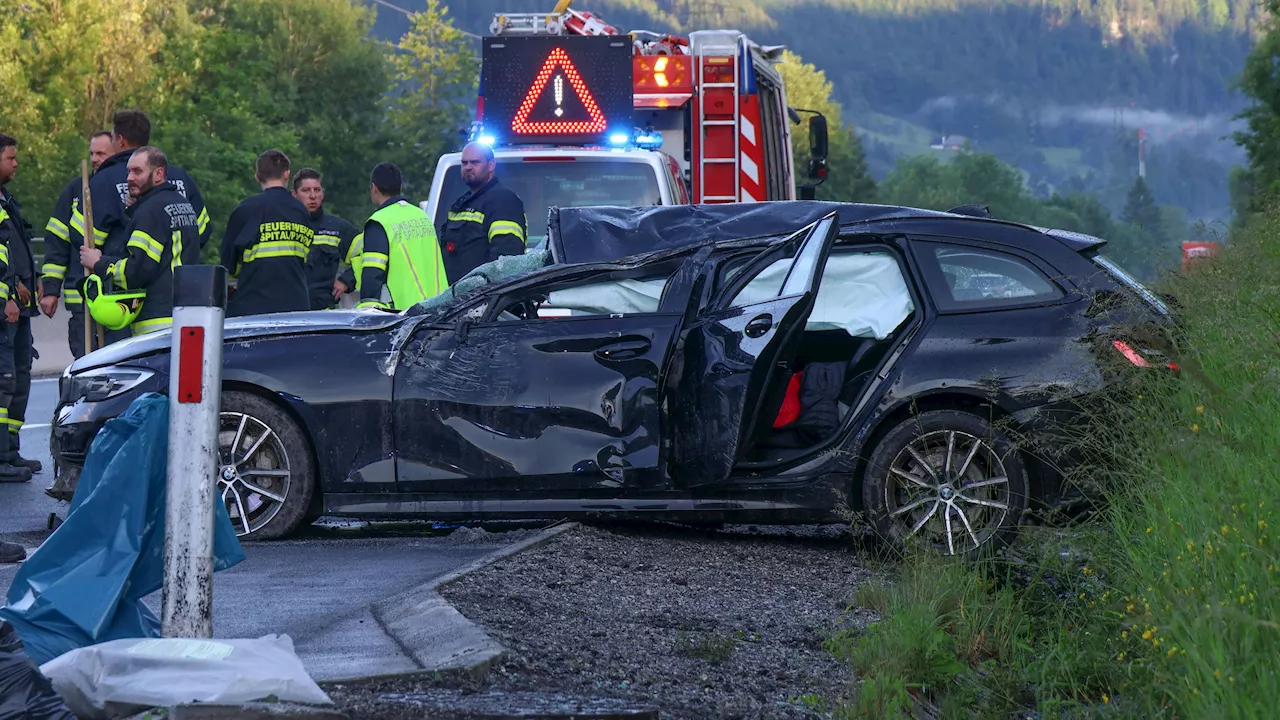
[433,159,663,250]
[924,244,1065,311]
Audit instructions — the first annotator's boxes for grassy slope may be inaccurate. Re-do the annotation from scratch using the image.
[824,214,1280,717]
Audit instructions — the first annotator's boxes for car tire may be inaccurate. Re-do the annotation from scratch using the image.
[217,391,316,541]
[862,409,1028,559]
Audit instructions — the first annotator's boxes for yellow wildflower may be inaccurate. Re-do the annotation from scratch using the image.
[1192,424,1199,432]
[1197,405,1204,414]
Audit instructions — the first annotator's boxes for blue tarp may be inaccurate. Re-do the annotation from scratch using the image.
[0,393,246,665]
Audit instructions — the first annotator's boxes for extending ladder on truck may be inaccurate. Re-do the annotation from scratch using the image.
[691,30,743,204]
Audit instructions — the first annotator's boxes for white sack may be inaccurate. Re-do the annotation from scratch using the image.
[39,635,331,720]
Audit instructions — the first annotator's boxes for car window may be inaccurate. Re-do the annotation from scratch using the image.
[927,244,1064,310]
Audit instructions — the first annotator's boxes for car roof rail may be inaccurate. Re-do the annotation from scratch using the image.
[947,204,992,218]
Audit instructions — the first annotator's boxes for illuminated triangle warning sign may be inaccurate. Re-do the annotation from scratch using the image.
[511,47,607,135]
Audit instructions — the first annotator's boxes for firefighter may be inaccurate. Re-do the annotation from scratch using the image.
[79,146,202,337]
[293,168,359,310]
[39,130,114,358]
[438,142,528,284]
[0,134,39,482]
[355,162,447,310]
[220,149,314,317]
[87,110,210,344]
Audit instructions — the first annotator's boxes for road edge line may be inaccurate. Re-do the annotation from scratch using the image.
[348,521,580,686]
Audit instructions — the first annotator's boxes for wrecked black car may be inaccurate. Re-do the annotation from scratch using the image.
[50,201,1171,557]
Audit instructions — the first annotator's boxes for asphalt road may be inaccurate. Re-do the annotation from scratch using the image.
[0,377,61,549]
[0,372,529,680]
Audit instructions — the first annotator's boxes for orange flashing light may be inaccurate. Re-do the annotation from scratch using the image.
[634,55,692,94]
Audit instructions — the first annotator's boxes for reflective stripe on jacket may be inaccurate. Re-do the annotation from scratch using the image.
[358,199,447,310]
[438,177,527,285]
[92,181,202,334]
[220,187,314,317]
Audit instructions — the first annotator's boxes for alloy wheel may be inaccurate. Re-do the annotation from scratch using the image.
[884,429,1011,555]
[217,411,292,537]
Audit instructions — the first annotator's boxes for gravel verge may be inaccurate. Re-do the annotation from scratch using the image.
[327,522,881,720]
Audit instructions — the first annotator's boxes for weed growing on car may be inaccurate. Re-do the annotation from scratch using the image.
[825,212,1280,717]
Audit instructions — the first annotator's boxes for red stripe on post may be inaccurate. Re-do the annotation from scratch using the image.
[178,326,204,403]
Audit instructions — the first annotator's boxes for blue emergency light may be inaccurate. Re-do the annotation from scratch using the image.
[606,128,664,150]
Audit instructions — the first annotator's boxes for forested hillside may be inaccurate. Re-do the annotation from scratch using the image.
[373,0,1258,225]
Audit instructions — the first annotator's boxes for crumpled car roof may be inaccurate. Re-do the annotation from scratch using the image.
[547,202,958,265]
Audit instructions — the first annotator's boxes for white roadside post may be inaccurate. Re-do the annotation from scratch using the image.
[162,264,228,638]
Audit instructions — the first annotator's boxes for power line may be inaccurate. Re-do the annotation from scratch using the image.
[369,0,483,39]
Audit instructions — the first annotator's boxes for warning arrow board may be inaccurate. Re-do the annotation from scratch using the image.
[512,48,606,135]
[482,35,634,144]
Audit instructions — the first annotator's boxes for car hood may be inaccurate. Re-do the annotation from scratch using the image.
[69,309,408,373]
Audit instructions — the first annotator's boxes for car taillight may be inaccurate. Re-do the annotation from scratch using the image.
[1113,340,1150,367]
[1113,340,1180,374]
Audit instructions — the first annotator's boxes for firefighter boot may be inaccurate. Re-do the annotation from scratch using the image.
[10,430,41,473]
[0,428,32,483]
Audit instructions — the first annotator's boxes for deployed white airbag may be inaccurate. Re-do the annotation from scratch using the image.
[547,278,668,316]
[731,252,913,339]
[542,252,913,340]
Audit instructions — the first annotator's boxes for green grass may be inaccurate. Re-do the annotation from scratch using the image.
[1039,146,1090,178]
[824,209,1280,717]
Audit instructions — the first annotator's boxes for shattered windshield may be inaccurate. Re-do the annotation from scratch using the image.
[405,249,552,317]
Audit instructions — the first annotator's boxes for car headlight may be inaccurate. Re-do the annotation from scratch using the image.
[68,368,156,402]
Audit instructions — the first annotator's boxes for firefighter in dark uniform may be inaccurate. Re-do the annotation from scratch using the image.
[293,168,358,310]
[438,142,528,284]
[80,147,202,337]
[220,149,314,317]
[0,134,40,482]
[39,130,114,358]
[87,110,210,344]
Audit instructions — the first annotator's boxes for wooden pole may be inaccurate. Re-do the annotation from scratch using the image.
[80,160,95,353]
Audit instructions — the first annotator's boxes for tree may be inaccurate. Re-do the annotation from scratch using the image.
[146,0,390,260]
[1122,176,1165,243]
[878,150,1032,219]
[776,51,875,203]
[386,0,479,198]
[1234,0,1280,221]
[0,0,173,224]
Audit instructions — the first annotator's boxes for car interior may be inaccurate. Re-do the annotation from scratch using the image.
[490,240,919,465]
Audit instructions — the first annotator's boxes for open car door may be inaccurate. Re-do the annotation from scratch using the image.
[667,212,840,487]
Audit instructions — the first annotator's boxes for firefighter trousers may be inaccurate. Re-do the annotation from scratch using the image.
[0,315,32,462]
[67,307,104,359]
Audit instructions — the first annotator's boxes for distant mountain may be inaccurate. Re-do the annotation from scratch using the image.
[369,0,1261,223]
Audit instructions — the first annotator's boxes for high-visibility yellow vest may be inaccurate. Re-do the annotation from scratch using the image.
[366,201,448,309]
[346,232,364,292]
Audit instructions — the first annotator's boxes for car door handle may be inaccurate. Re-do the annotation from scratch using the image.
[594,338,651,359]
[744,314,773,338]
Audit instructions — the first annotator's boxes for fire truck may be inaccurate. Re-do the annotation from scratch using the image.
[422,0,830,251]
